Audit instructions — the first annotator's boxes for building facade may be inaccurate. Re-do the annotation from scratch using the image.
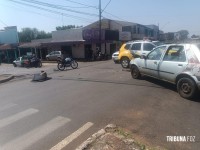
[0,26,19,44]
[0,26,19,63]
[16,19,160,61]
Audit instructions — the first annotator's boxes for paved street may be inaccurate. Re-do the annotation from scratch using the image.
[0,63,57,76]
[0,60,200,150]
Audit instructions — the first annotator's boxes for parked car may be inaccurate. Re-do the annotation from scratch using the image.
[130,43,200,99]
[13,56,29,67]
[112,51,119,63]
[13,55,42,68]
[118,40,156,68]
[13,57,23,67]
[152,41,164,46]
[46,51,62,61]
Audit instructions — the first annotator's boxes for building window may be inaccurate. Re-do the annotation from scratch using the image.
[137,27,140,34]
[145,29,148,36]
[132,26,136,34]
[122,26,132,32]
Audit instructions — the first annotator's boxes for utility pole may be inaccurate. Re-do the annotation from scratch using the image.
[99,0,101,52]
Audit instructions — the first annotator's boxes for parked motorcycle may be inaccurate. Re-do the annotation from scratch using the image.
[57,57,78,71]
[94,51,109,61]
[22,56,42,68]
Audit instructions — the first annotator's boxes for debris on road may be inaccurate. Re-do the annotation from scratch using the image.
[32,71,51,82]
[76,124,164,150]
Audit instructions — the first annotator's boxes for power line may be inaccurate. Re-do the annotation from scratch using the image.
[0,19,8,26]
[63,0,98,9]
[8,0,94,23]
[18,0,98,17]
[0,3,62,22]
[102,0,111,13]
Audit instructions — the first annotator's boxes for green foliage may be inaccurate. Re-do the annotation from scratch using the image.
[177,30,189,40]
[56,25,83,30]
[191,34,199,38]
[18,28,52,42]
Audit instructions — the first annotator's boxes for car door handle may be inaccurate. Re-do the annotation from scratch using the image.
[154,61,157,65]
[178,64,183,66]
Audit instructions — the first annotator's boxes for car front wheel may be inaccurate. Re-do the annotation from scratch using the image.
[177,77,197,99]
[131,65,141,79]
[121,57,130,68]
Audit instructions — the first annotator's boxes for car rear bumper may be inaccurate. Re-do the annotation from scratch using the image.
[112,57,119,61]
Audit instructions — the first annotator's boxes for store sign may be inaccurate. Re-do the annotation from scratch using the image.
[83,29,119,41]
[119,32,131,41]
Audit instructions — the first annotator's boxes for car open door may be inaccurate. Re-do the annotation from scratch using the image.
[141,46,166,77]
[158,45,188,82]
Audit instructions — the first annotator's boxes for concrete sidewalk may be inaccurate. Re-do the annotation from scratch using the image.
[0,74,14,84]
[76,124,164,150]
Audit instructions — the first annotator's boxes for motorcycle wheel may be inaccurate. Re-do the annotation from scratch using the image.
[71,60,78,69]
[38,61,42,68]
[57,63,65,71]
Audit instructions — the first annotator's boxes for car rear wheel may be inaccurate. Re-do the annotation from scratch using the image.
[177,77,197,99]
[13,63,17,67]
[121,57,130,68]
[131,65,141,79]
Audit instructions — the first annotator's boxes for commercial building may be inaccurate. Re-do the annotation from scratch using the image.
[1,19,160,62]
[19,19,159,60]
[0,26,19,63]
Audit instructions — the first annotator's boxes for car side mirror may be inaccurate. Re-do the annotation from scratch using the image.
[140,55,147,59]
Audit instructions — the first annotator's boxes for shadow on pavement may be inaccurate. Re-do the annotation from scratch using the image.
[142,76,200,102]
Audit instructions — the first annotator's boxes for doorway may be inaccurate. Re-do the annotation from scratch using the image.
[61,46,72,57]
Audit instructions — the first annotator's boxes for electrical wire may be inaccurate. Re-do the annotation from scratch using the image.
[18,0,98,17]
[0,3,61,21]
[63,0,98,9]
[102,0,111,13]
[0,19,8,26]
[8,0,94,23]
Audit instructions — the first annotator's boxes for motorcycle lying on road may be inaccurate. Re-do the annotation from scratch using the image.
[23,56,42,68]
[57,57,78,71]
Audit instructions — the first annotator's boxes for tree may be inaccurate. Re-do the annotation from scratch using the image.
[56,25,83,30]
[177,30,189,40]
[191,34,199,38]
[18,28,52,42]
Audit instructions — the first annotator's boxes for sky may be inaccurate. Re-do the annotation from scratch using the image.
[0,0,200,36]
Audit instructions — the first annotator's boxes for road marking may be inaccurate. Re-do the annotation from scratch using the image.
[0,103,17,112]
[50,122,93,150]
[0,108,38,129]
[2,116,71,150]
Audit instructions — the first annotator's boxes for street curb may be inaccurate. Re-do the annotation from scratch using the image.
[76,124,116,150]
[0,75,14,84]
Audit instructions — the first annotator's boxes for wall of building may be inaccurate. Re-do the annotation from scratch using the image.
[52,29,83,41]
[72,44,84,58]
[0,26,19,44]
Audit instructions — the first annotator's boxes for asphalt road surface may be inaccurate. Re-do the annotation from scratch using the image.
[0,60,200,150]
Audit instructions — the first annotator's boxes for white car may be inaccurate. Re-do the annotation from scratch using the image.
[13,57,23,67]
[112,51,119,63]
[130,43,200,99]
